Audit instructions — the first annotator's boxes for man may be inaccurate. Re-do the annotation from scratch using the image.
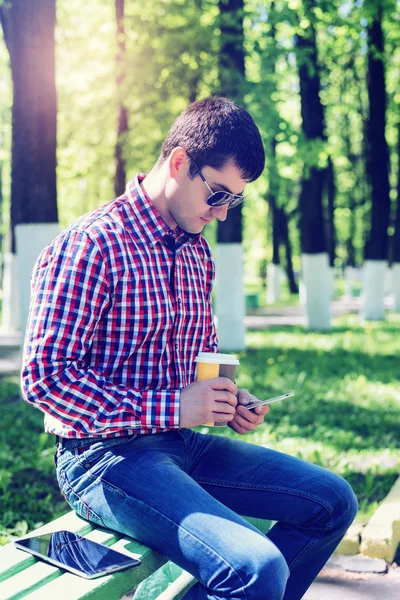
[22,97,357,599]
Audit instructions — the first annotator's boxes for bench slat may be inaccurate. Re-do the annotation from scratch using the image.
[0,512,93,583]
[1,562,60,600]
[155,571,196,600]
[24,545,167,600]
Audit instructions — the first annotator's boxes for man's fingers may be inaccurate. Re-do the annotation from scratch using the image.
[214,391,238,407]
[229,420,247,435]
[237,405,259,422]
[237,388,251,404]
[212,410,235,422]
[208,377,237,394]
[231,413,258,431]
[213,400,237,415]
[255,405,270,416]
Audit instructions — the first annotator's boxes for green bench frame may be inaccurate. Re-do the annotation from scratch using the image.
[0,511,271,600]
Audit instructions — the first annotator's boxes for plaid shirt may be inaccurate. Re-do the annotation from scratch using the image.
[22,175,219,438]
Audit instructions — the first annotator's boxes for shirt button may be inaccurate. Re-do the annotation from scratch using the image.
[174,342,179,349]
[178,297,182,304]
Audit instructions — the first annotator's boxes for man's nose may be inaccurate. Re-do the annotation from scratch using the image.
[210,203,229,222]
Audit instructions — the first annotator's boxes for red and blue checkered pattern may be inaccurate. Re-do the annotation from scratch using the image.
[22,175,219,438]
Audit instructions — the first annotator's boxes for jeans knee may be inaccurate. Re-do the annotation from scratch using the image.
[331,475,358,531]
[247,545,289,600]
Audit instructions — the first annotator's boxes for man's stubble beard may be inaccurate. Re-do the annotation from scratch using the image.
[168,194,203,235]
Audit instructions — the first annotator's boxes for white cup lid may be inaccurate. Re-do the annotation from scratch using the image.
[195,352,239,365]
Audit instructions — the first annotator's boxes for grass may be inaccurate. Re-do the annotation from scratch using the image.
[1,312,399,544]
[0,378,67,545]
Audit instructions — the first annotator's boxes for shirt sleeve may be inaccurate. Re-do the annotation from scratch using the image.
[21,229,180,436]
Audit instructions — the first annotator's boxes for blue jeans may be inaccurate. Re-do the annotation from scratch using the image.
[55,429,357,599]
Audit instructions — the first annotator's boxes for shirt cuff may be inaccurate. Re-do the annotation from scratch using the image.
[140,389,181,430]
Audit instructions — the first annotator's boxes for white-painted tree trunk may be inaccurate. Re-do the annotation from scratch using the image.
[1,252,20,331]
[384,266,392,296]
[391,263,400,312]
[215,243,245,351]
[299,278,306,306]
[328,266,335,300]
[360,260,386,320]
[266,263,281,304]
[16,223,60,333]
[301,252,331,330]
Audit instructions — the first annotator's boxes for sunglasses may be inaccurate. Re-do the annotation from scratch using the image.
[190,158,245,209]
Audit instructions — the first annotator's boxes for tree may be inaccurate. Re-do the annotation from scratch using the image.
[0,0,59,331]
[217,0,245,248]
[215,0,247,350]
[361,1,391,320]
[392,121,400,311]
[295,0,332,329]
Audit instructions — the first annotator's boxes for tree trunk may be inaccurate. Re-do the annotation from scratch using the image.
[279,208,298,294]
[270,194,280,266]
[217,0,245,245]
[342,109,357,268]
[352,58,370,261]
[266,136,283,304]
[295,1,331,329]
[326,157,336,268]
[298,168,326,254]
[266,194,282,304]
[364,8,390,261]
[0,0,58,225]
[114,0,128,197]
[392,122,400,311]
[361,5,391,320]
[390,123,400,264]
[296,15,327,255]
[0,0,59,332]
[346,213,356,268]
[216,0,246,349]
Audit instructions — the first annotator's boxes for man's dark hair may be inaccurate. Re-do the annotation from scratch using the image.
[160,96,265,182]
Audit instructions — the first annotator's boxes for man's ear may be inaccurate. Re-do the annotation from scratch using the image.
[168,147,188,180]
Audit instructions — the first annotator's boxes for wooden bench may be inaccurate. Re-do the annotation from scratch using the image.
[0,511,271,600]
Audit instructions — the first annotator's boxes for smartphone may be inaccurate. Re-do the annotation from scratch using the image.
[14,530,141,579]
[245,391,295,411]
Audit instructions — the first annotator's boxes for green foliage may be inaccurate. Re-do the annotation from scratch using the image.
[0,378,68,546]
[55,0,117,227]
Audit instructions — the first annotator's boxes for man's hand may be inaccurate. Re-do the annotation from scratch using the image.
[228,389,270,435]
[179,377,238,428]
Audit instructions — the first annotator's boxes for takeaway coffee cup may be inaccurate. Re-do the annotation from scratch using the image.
[195,352,240,427]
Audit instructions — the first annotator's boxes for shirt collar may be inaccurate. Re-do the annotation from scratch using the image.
[125,174,201,249]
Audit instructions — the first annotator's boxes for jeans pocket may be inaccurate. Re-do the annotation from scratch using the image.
[57,466,105,527]
[79,434,137,471]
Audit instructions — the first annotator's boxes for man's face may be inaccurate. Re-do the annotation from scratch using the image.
[166,159,247,235]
